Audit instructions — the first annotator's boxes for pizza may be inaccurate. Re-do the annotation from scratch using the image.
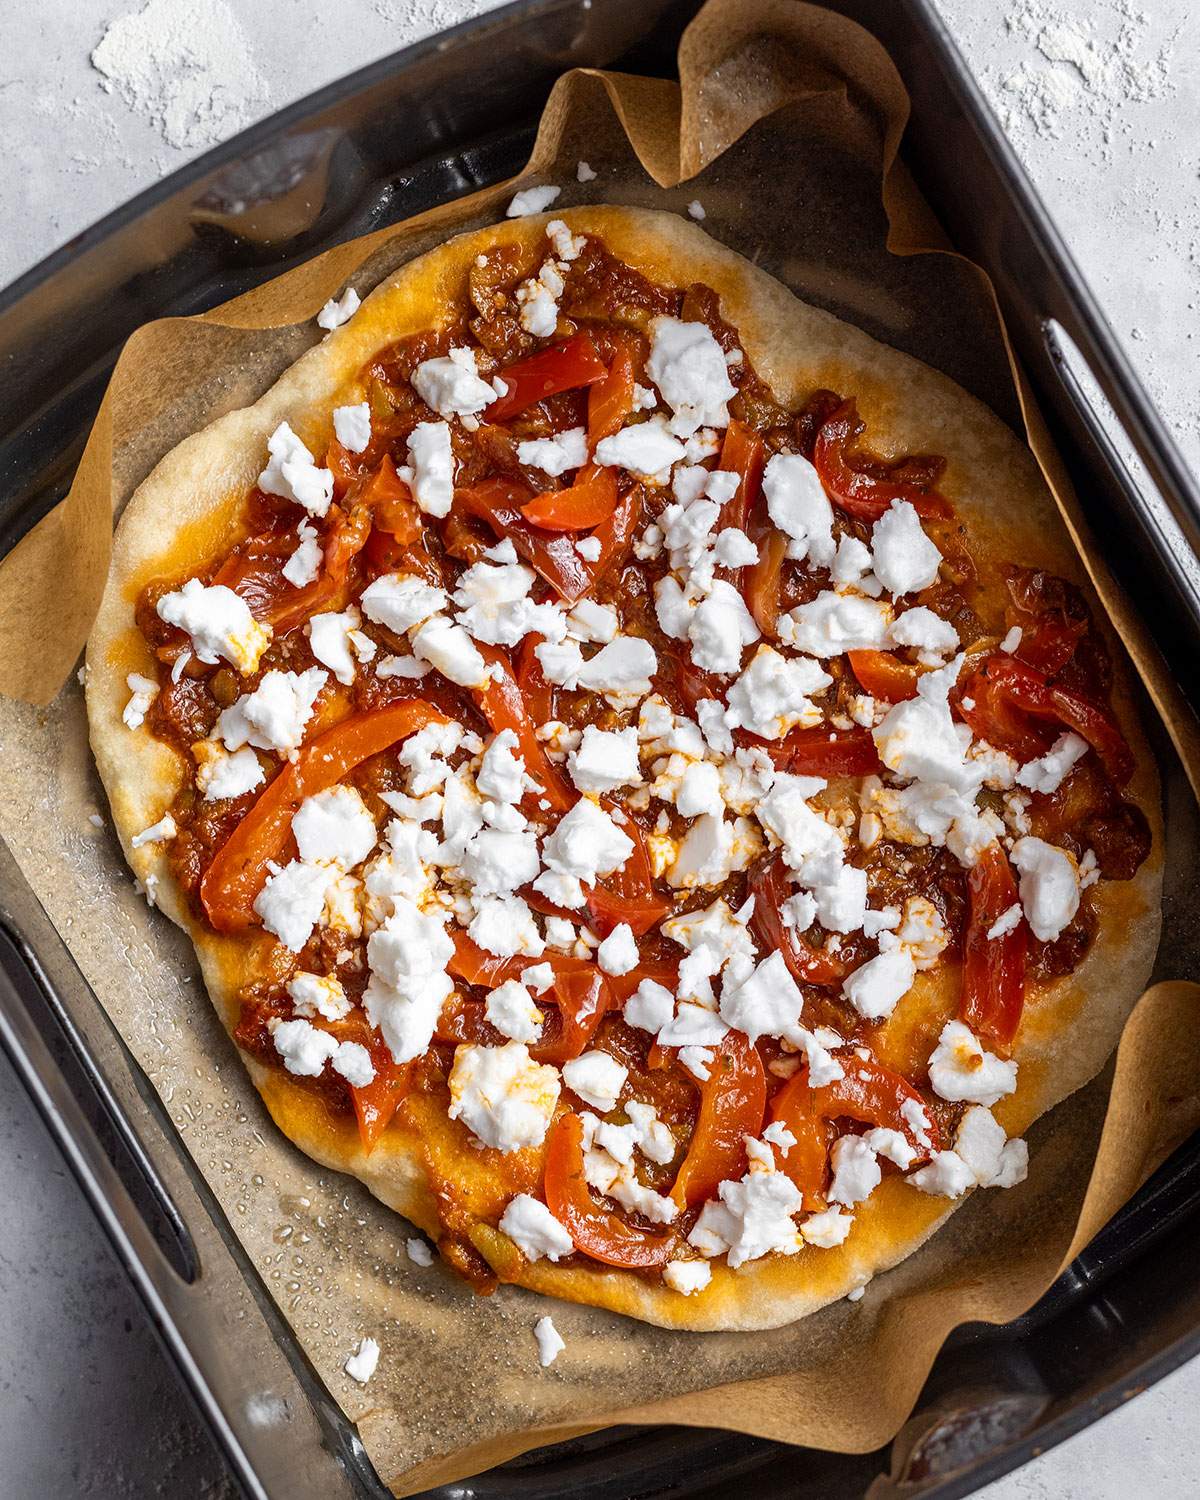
[86,205,1161,1333]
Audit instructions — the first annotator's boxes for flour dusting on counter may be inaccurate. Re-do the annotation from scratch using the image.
[91,0,271,150]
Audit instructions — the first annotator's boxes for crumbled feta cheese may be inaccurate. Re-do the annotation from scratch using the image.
[405,420,455,517]
[469,894,544,960]
[596,923,638,977]
[645,318,736,437]
[156,579,271,673]
[897,895,949,969]
[595,416,687,478]
[271,1016,340,1076]
[217,667,326,757]
[131,813,177,849]
[1016,732,1090,795]
[801,1207,854,1248]
[624,978,675,1033]
[360,573,446,635]
[507,185,562,216]
[664,1258,711,1294]
[687,579,760,674]
[485,979,544,1043]
[344,1335,379,1384]
[500,1194,574,1261]
[1010,836,1080,941]
[317,287,360,331]
[576,536,602,562]
[574,636,657,697]
[564,599,618,644]
[828,1135,882,1207]
[954,1105,1029,1188]
[719,951,804,1043]
[287,971,351,1022]
[576,160,596,182]
[477,728,526,803]
[194,741,264,801]
[258,422,334,518]
[842,946,916,1021]
[122,671,159,729]
[462,826,541,896]
[293,785,378,869]
[567,724,641,794]
[516,258,566,337]
[516,426,588,476]
[411,614,489,688]
[667,812,757,890]
[332,1040,375,1088]
[255,860,334,950]
[332,401,371,454]
[928,1019,1018,1106]
[688,1167,803,1267]
[811,863,869,934]
[541,796,633,885]
[763,452,835,565]
[986,902,1023,941]
[756,774,843,885]
[282,520,322,587]
[562,1050,628,1112]
[675,760,724,818]
[534,1314,565,1367]
[411,345,498,419]
[724,645,831,739]
[308,608,360,686]
[788,591,892,657]
[448,1041,560,1151]
[406,1237,434,1266]
[907,1150,976,1198]
[871,500,942,595]
[871,655,978,795]
[889,606,959,664]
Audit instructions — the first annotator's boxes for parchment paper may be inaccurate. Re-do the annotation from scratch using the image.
[2,3,1199,1494]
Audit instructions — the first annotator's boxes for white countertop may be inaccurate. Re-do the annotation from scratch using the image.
[0,2,1196,1496]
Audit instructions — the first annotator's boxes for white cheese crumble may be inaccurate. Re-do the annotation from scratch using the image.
[871,500,942,595]
[405,421,455,517]
[645,318,736,437]
[411,346,499,419]
[485,979,543,1043]
[534,1314,565,1367]
[928,1020,1018,1106]
[282,520,322,587]
[447,1041,560,1152]
[663,1259,712,1294]
[332,401,371,454]
[507,185,562,217]
[1016,732,1089,795]
[194,741,264,801]
[517,426,588,476]
[561,1050,628,1112]
[156,579,271,674]
[217,667,326,756]
[1010,836,1080,941]
[567,724,640,793]
[360,572,446,634]
[344,1335,380,1384]
[317,287,360,331]
[131,813,177,848]
[258,422,334,518]
[499,1194,574,1261]
[122,671,159,729]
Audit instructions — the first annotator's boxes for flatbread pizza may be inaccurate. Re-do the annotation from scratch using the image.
[86,206,1161,1332]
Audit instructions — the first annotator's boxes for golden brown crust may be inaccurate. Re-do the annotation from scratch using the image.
[86,206,1163,1331]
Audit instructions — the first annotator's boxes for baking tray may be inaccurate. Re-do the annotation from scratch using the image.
[2,2,1199,1497]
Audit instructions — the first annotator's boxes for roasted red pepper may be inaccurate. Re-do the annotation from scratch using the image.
[961,842,1028,1049]
[349,1045,413,1153]
[772,725,881,777]
[960,654,1132,785]
[813,399,953,522]
[520,466,618,531]
[585,810,672,938]
[586,340,636,446]
[717,418,765,532]
[847,648,920,703]
[200,699,448,931]
[473,645,575,813]
[748,856,845,986]
[670,1031,766,1209]
[543,1111,676,1269]
[485,333,609,423]
[770,1056,940,1206]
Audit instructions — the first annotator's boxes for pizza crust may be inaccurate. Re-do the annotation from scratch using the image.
[86,206,1163,1331]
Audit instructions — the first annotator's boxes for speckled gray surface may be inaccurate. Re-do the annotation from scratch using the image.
[0,2,1197,1497]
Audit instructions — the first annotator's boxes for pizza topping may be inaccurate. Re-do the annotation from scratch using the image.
[928,1020,1018,1107]
[344,1334,380,1384]
[131,813,177,848]
[499,1193,574,1261]
[156,579,271,674]
[131,223,1149,1289]
[317,288,360,331]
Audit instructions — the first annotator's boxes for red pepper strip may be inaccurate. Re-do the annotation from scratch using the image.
[350,1047,413,1153]
[516,634,554,724]
[716,419,765,532]
[456,478,594,602]
[772,725,881,777]
[670,1031,767,1209]
[585,809,671,938]
[847,648,920,703]
[520,466,618,531]
[485,333,609,423]
[742,528,788,638]
[473,645,575,813]
[813,399,953,522]
[770,1057,941,1207]
[963,654,1134,784]
[962,842,1028,1050]
[543,1112,676,1269]
[607,956,680,1005]
[587,341,636,446]
[200,699,448,931]
[352,455,421,539]
[1005,567,1090,677]
[748,856,846,987]
[444,936,610,1063]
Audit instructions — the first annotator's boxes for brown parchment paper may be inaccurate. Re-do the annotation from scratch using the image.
[3,2,1200,1493]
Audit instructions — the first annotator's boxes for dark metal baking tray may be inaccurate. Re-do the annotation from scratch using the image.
[1,2,1198,1497]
